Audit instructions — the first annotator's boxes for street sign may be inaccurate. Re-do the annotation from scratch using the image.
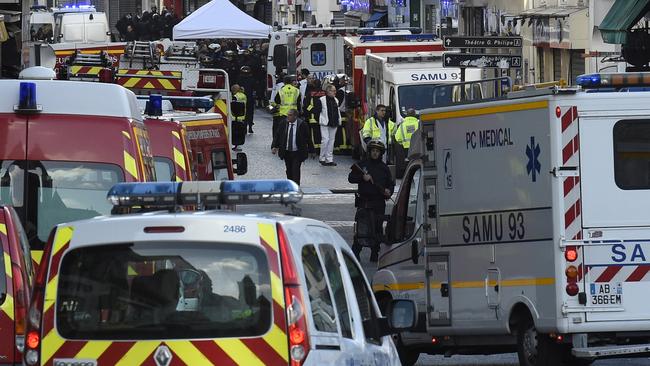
[443,53,522,69]
[443,36,523,49]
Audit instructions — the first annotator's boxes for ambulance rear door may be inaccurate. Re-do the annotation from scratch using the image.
[577,93,650,322]
[303,35,336,80]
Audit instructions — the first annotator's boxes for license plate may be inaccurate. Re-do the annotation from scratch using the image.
[589,282,623,306]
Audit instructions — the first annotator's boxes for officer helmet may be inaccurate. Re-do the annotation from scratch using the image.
[224,50,236,59]
[367,140,386,154]
[240,65,252,74]
[208,43,221,52]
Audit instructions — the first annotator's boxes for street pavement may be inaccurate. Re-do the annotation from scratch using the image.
[241,109,650,366]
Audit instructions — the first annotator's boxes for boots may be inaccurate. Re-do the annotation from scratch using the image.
[352,241,362,261]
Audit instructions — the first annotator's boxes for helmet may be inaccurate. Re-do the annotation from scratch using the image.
[224,50,236,59]
[240,65,252,74]
[367,140,386,154]
[208,43,221,51]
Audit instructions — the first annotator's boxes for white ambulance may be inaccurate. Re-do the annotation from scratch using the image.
[24,180,415,366]
[372,73,650,366]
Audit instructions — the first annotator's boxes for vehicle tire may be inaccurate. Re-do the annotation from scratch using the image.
[396,341,420,366]
[516,317,562,366]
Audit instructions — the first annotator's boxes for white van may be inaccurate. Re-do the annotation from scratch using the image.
[24,180,415,366]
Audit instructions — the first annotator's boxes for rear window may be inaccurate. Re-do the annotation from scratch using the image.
[56,242,272,340]
[153,157,174,182]
[614,120,650,190]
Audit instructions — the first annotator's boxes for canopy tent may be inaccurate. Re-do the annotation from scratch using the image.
[599,0,650,44]
[173,0,271,40]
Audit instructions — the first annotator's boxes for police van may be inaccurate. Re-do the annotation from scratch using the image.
[373,73,650,366]
[24,180,415,366]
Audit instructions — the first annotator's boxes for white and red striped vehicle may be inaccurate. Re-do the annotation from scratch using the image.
[267,26,360,92]
[372,73,650,366]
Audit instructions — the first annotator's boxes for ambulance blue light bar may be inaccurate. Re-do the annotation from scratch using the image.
[359,34,436,43]
[14,82,41,113]
[107,180,303,208]
[576,72,650,89]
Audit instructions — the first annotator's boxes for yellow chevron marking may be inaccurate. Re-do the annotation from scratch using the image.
[41,329,66,364]
[128,265,138,276]
[263,324,289,362]
[173,147,186,171]
[116,341,160,366]
[53,227,74,256]
[175,176,183,182]
[124,151,139,180]
[270,272,284,309]
[74,340,112,359]
[4,252,11,279]
[168,341,214,365]
[171,71,182,77]
[1,294,14,321]
[0,223,6,235]
[172,131,181,139]
[181,119,224,127]
[149,71,163,76]
[215,338,265,366]
[31,250,43,266]
[122,131,131,139]
[122,77,141,88]
[45,279,58,312]
[215,99,228,116]
[258,223,278,252]
[136,70,151,76]
[143,81,156,89]
[158,78,175,90]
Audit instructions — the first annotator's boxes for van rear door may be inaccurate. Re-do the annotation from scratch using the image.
[579,109,650,321]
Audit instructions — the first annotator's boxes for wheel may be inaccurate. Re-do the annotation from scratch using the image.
[516,317,562,366]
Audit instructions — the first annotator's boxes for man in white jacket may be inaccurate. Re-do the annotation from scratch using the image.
[314,85,342,166]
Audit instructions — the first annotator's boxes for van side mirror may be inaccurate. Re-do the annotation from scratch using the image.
[387,299,417,332]
[234,152,248,175]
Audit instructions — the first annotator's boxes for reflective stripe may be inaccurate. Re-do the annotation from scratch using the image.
[168,341,214,365]
[1,294,13,320]
[41,329,66,364]
[0,223,5,235]
[214,338,265,366]
[115,341,160,366]
[123,151,139,180]
[264,325,290,362]
[74,340,112,360]
[122,131,131,139]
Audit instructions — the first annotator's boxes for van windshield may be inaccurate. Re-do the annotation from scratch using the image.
[0,160,123,249]
[398,84,443,116]
[56,242,272,340]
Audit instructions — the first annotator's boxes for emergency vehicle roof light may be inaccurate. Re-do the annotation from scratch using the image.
[146,94,163,117]
[359,33,437,43]
[107,179,303,209]
[15,82,41,113]
[576,72,650,89]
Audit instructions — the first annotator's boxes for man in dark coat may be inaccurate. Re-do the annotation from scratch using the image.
[271,109,315,185]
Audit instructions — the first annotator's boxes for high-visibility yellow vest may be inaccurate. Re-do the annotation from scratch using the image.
[234,92,247,122]
[278,84,300,116]
[395,116,419,149]
[362,116,396,144]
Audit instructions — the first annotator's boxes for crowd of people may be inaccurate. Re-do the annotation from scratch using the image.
[115,8,181,41]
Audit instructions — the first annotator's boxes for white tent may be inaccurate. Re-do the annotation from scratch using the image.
[173,0,271,39]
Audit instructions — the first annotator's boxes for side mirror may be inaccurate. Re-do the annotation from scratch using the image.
[387,299,417,332]
[234,152,248,175]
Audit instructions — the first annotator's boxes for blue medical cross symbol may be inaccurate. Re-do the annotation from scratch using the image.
[526,136,541,182]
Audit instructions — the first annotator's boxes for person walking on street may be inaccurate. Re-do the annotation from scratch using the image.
[348,140,394,262]
[314,85,342,166]
[275,75,301,119]
[271,109,315,185]
[238,65,256,133]
[394,108,420,177]
[362,104,396,163]
[230,84,247,151]
[269,71,285,140]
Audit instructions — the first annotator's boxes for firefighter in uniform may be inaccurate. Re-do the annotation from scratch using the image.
[334,74,351,153]
[231,84,247,151]
[394,108,420,177]
[362,104,396,163]
[304,78,325,151]
[348,140,394,262]
[274,75,302,120]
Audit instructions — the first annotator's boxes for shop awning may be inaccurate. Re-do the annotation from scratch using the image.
[344,11,371,22]
[519,6,586,19]
[367,11,387,23]
[599,0,650,44]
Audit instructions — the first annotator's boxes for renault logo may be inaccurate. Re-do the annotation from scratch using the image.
[153,345,172,366]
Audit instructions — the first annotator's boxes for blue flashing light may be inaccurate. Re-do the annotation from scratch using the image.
[359,34,437,43]
[575,74,601,88]
[18,82,37,111]
[146,94,163,116]
[107,179,302,209]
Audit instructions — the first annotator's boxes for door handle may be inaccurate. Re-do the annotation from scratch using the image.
[440,283,449,298]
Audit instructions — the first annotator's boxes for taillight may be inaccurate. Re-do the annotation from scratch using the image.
[566,283,579,296]
[565,246,578,262]
[24,228,55,366]
[277,224,310,365]
[12,264,27,346]
[267,74,273,89]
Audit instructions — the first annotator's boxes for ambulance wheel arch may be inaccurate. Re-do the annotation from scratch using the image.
[507,299,540,335]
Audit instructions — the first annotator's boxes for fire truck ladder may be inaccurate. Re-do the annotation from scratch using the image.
[125,41,158,69]
[68,50,111,67]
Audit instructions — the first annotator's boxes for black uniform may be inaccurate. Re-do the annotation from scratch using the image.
[348,157,395,260]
